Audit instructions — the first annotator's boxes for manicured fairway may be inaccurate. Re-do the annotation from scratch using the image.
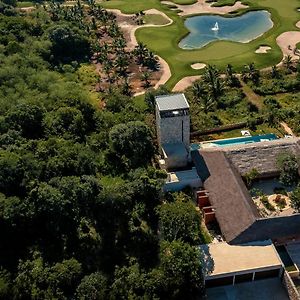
[101,0,300,88]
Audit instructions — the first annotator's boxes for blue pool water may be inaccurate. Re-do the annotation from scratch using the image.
[179,10,273,49]
[191,134,277,150]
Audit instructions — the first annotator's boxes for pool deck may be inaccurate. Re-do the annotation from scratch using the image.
[196,134,277,149]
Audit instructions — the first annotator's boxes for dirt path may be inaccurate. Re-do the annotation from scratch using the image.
[239,80,264,110]
[280,122,295,136]
[161,0,248,16]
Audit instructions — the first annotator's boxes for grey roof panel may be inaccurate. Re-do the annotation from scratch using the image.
[155,93,189,111]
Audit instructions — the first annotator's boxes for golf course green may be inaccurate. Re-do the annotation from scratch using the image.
[100,0,300,88]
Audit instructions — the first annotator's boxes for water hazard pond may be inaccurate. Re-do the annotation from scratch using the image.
[179,10,273,49]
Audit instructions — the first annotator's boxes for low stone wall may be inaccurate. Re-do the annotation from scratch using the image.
[282,270,300,300]
[191,121,247,137]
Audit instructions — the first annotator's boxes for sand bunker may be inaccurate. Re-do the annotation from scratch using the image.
[161,0,248,16]
[172,75,201,91]
[276,31,300,60]
[255,46,271,54]
[108,8,173,50]
[191,63,206,69]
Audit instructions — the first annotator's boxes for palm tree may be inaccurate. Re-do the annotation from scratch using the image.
[191,80,215,113]
[283,55,293,73]
[141,71,151,88]
[133,43,148,65]
[115,53,129,76]
[200,94,215,113]
[225,64,239,87]
[192,81,206,103]
[113,37,126,54]
[121,77,132,96]
[270,65,279,79]
[145,51,158,70]
[203,65,223,100]
[244,63,260,84]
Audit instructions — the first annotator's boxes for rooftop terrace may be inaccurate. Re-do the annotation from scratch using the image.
[155,93,189,111]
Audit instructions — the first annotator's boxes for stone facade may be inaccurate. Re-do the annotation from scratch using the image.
[156,108,190,148]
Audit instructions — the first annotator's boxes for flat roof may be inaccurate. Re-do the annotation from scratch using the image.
[168,168,200,183]
[155,93,189,111]
[200,241,282,278]
[162,142,187,158]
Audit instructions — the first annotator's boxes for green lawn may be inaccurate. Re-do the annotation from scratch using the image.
[16,1,34,7]
[101,0,300,88]
[143,14,170,25]
[171,0,197,4]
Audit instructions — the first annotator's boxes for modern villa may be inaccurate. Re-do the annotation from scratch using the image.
[193,137,300,245]
[155,93,300,298]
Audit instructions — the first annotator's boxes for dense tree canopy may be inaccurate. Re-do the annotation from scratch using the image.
[276,152,299,186]
[158,199,202,244]
[0,1,207,299]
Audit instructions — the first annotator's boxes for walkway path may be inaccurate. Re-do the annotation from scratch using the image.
[239,80,264,110]
[280,122,295,136]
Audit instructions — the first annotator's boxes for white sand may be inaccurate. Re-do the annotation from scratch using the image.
[191,63,206,69]
[172,75,201,91]
[162,0,248,16]
[255,46,271,54]
[276,31,300,60]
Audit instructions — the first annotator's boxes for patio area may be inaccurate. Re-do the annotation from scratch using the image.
[251,178,295,217]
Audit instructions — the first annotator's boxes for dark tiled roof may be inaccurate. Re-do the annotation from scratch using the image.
[155,93,189,111]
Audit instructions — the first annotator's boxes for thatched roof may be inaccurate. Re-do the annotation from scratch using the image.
[224,137,300,176]
[192,137,300,244]
[194,150,259,242]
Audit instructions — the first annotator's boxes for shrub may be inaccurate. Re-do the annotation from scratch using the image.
[276,152,299,186]
[261,195,275,211]
[273,187,288,196]
[290,185,300,212]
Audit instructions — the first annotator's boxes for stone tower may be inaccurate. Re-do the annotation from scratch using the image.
[155,93,190,169]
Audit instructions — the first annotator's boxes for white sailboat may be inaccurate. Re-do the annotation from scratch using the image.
[211,22,219,31]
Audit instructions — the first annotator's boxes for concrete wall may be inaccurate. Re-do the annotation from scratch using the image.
[282,271,300,300]
[164,177,201,192]
[231,214,300,245]
[198,195,210,209]
[163,150,188,169]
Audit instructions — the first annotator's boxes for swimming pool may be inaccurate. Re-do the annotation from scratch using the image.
[191,134,277,150]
